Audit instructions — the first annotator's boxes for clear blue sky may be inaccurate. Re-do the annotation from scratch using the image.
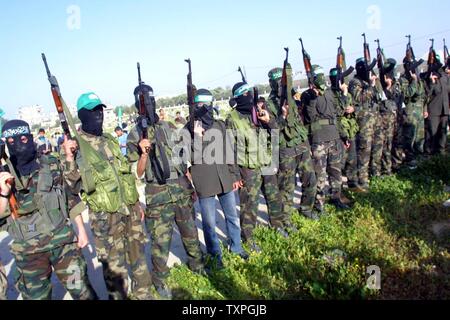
[1,0,449,118]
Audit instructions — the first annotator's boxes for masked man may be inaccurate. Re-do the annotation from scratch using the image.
[65,93,154,300]
[0,120,97,300]
[127,83,204,299]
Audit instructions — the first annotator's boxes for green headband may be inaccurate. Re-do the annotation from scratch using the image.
[194,95,213,103]
[233,83,252,98]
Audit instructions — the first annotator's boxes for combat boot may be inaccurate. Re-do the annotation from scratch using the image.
[348,185,368,193]
[339,194,352,205]
[155,283,172,300]
[330,198,350,210]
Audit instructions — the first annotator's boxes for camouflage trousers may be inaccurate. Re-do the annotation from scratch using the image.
[0,261,7,300]
[311,140,343,209]
[12,242,96,300]
[279,143,317,215]
[145,196,203,288]
[238,167,287,242]
[90,203,153,300]
[372,112,396,175]
[341,138,358,187]
[371,111,392,177]
[356,110,378,187]
[403,109,425,162]
[392,111,405,169]
[262,173,288,229]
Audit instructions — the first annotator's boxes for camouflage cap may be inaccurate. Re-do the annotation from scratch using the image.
[268,68,283,80]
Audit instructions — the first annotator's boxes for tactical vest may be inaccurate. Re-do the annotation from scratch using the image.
[6,158,69,242]
[267,96,307,149]
[332,91,359,140]
[229,109,272,169]
[77,133,139,214]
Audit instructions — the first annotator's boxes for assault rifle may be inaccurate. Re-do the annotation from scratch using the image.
[334,36,354,90]
[299,38,313,87]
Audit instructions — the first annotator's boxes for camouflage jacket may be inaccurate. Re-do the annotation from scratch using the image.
[64,130,139,215]
[225,109,277,176]
[381,81,403,115]
[331,89,359,140]
[266,94,308,155]
[0,155,85,255]
[349,77,384,114]
[127,121,194,208]
[399,76,427,115]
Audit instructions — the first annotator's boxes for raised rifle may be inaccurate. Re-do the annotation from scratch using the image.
[279,47,290,113]
[299,38,313,87]
[334,36,355,90]
[422,38,439,81]
[361,33,377,75]
[404,35,424,81]
[444,38,449,63]
[185,59,196,137]
[136,63,170,184]
[375,39,387,89]
[42,54,72,140]
[237,66,261,115]
[238,66,246,83]
[136,63,150,153]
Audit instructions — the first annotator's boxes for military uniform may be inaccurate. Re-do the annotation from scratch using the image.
[0,154,96,300]
[0,261,7,300]
[66,129,153,300]
[373,82,402,175]
[226,106,287,241]
[398,76,426,164]
[302,85,346,210]
[266,65,317,217]
[127,120,204,290]
[333,89,359,188]
[349,76,383,188]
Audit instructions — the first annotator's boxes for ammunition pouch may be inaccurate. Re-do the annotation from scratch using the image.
[6,162,69,242]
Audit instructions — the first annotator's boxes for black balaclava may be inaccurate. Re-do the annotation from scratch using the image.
[78,105,104,136]
[134,83,159,125]
[2,120,39,177]
[356,58,370,83]
[194,89,214,131]
[232,82,254,115]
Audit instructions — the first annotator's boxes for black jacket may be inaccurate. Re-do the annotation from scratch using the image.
[426,71,450,116]
[189,120,236,199]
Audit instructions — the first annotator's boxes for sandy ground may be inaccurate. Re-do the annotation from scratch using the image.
[0,181,301,300]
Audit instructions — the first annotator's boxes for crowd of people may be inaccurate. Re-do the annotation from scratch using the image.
[0,42,448,301]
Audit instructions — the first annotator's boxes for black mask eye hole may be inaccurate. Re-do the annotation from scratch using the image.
[20,136,28,143]
[7,137,14,145]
